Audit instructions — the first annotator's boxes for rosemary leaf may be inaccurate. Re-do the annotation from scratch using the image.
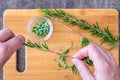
[70,64,79,74]
[80,37,90,47]
[62,49,69,55]
[63,64,68,69]
[54,59,61,68]
[42,42,49,50]
[83,57,93,66]
[58,55,68,69]
[90,22,103,37]
[24,40,36,48]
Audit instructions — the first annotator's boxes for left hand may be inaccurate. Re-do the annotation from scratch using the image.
[0,29,25,70]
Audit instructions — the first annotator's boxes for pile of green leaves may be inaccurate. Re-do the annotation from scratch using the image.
[32,21,49,36]
[39,8,120,49]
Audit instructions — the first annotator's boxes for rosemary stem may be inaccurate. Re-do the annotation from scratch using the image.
[55,18,92,43]
[47,49,74,59]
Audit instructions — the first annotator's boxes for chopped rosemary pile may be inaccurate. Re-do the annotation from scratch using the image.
[32,21,49,36]
[39,8,120,49]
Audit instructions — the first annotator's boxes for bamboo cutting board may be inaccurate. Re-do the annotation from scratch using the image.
[3,9,119,80]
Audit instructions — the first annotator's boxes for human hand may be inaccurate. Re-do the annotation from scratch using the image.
[72,44,120,80]
[0,29,25,70]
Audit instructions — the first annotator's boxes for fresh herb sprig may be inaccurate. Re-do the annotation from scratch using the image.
[39,8,120,49]
[24,40,72,58]
[25,40,93,74]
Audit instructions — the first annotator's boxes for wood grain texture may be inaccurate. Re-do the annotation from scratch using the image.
[3,9,119,80]
[0,0,120,80]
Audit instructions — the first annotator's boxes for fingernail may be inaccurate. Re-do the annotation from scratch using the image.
[17,35,25,43]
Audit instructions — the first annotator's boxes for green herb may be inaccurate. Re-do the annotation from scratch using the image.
[54,59,61,68]
[42,42,49,50]
[58,49,69,69]
[25,40,93,74]
[80,37,90,47]
[24,40,47,51]
[70,64,79,74]
[62,49,69,55]
[83,57,93,66]
[59,57,68,69]
[24,40,73,58]
[39,8,120,49]
[32,21,49,36]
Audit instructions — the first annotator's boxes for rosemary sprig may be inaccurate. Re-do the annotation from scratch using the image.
[25,40,93,74]
[39,8,120,49]
[55,16,93,65]
[58,49,69,69]
[24,40,73,58]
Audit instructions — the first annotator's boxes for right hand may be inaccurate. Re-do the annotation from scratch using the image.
[72,44,120,80]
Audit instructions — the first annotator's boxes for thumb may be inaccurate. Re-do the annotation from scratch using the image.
[72,58,95,80]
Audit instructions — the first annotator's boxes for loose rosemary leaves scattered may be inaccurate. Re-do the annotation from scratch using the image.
[39,8,120,49]
[32,21,49,36]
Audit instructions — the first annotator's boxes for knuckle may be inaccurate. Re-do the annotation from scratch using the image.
[0,44,9,53]
[87,43,97,50]
[5,29,14,35]
[16,36,25,44]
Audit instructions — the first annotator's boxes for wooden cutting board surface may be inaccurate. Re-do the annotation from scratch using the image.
[3,9,119,80]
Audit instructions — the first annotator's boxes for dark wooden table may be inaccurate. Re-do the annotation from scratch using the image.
[0,0,120,80]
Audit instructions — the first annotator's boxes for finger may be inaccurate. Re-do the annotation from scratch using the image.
[90,44,115,65]
[95,44,114,61]
[3,35,25,57]
[73,44,107,64]
[0,29,15,42]
[0,35,25,69]
[72,58,95,80]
